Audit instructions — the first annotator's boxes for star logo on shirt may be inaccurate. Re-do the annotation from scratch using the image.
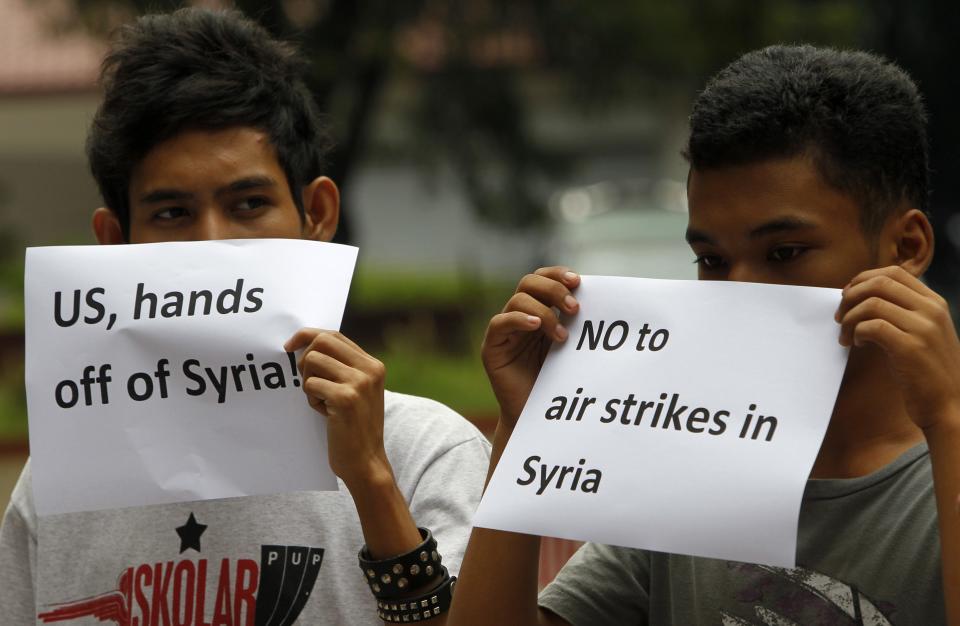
[175,512,207,554]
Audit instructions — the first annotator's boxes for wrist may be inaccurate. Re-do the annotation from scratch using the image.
[340,456,397,497]
[922,404,960,447]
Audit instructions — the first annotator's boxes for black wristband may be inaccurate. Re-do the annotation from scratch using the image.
[376,568,456,622]
[359,527,443,598]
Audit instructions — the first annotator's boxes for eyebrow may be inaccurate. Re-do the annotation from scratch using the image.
[137,175,278,204]
[139,189,194,204]
[217,175,278,196]
[685,216,818,245]
[748,217,818,239]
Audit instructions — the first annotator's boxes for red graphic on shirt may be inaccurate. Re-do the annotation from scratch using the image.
[38,558,258,626]
[37,514,324,625]
[36,591,129,624]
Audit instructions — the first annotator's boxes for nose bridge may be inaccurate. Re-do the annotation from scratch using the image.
[727,261,764,284]
[193,205,230,241]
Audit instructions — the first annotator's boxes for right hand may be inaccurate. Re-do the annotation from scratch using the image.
[482,266,581,430]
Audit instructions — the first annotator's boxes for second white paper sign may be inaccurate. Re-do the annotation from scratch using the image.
[473,276,848,567]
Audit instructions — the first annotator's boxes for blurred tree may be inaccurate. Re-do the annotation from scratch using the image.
[865,0,960,311]
[58,0,865,242]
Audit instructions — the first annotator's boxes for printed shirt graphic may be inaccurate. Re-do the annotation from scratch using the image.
[720,564,893,625]
[538,443,946,625]
[34,510,328,626]
[36,511,324,626]
[37,513,323,626]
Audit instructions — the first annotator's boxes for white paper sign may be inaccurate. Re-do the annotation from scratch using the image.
[473,276,848,567]
[25,239,358,516]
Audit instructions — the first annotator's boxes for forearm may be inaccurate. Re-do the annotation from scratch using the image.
[347,463,423,559]
[347,464,448,625]
[925,412,960,625]
[447,422,555,626]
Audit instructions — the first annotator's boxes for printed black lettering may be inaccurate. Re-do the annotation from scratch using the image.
[84,288,106,324]
[134,283,157,320]
[710,410,729,435]
[545,396,567,421]
[619,394,638,424]
[217,279,244,314]
[188,290,213,316]
[686,407,710,433]
[601,398,620,423]
[54,289,81,327]
[516,455,539,486]
[161,291,184,318]
[183,360,206,396]
[244,287,264,313]
[576,320,603,350]
[538,464,561,495]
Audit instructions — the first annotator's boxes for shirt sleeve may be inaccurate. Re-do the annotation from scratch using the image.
[381,391,492,579]
[0,460,38,623]
[406,436,491,577]
[538,542,651,626]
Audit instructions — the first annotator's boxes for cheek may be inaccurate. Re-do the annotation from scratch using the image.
[809,250,875,288]
[259,206,305,238]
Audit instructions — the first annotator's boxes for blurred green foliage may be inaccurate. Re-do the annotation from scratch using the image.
[0,241,23,332]
[0,249,25,441]
[350,267,513,311]
[379,326,498,418]
[349,267,512,417]
[0,363,27,441]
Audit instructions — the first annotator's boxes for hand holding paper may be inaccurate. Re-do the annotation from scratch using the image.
[837,266,960,431]
[285,329,390,489]
[482,266,582,428]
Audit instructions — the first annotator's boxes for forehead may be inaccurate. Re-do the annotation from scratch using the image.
[130,127,283,192]
[686,157,863,236]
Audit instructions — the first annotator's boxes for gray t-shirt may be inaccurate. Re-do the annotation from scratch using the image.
[0,390,491,625]
[539,443,945,625]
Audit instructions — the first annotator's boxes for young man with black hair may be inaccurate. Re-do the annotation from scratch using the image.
[0,8,489,625]
[448,45,960,625]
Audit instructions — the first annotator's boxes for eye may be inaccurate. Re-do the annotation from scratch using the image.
[693,254,725,269]
[154,207,189,220]
[768,245,808,262]
[236,196,269,212]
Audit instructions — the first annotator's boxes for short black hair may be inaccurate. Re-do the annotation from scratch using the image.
[685,45,929,235]
[86,7,333,238]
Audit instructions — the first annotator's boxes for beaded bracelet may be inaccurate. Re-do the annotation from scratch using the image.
[359,527,444,598]
[376,567,455,623]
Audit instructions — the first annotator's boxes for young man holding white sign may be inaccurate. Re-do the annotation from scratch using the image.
[448,46,960,624]
[0,8,489,625]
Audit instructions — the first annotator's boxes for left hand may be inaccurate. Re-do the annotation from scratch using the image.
[284,329,391,488]
[836,265,960,431]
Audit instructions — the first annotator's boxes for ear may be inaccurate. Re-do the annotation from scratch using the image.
[884,208,935,277]
[92,207,125,245]
[301,176,340,242]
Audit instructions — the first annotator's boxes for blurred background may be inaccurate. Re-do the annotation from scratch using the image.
[1,0,958,580]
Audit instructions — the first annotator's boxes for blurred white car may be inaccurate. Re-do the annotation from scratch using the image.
[545,178,695,280]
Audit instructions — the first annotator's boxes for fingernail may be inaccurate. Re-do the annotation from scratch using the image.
[526,315,540,326]
[556,325,569,341]
[564,271,579,283]
[563,295,578,311]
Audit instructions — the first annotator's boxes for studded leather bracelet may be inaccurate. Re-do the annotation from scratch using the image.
[359,527,444,599]
[376,566,455,623]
